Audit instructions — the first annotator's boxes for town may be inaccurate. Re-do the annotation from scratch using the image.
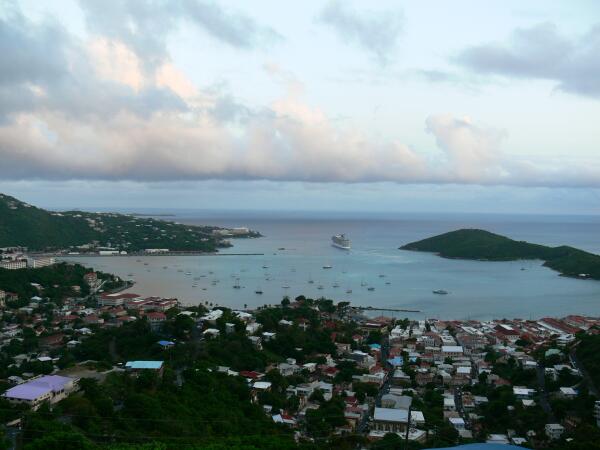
[0,259,599,449]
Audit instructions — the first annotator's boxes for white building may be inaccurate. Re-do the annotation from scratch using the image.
[545,423,565,440]
[3,375,78,411]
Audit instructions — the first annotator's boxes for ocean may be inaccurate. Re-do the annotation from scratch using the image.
[65,211,600,320]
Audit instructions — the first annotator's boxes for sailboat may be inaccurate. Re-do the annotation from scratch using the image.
[255,287,263,294]
[233,278,241,289]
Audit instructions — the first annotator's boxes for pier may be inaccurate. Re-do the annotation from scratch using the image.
[353,306,421,313]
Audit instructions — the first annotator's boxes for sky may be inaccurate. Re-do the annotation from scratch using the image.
[0,0,599,214]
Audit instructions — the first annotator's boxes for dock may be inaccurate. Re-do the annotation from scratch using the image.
[353,306,421,313]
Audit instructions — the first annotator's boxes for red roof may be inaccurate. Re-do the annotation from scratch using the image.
[239,370,264,379]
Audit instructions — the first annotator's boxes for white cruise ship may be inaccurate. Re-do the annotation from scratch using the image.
[331,233,351,250]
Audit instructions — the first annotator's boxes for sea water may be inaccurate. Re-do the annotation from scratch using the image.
[65,211,600,320]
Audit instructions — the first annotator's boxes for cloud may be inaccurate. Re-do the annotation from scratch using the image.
[78,0,282,69]
[456,22,600,98]
[0,3,598,189]
[318,1,403,65]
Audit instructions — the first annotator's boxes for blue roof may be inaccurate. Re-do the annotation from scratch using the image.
[157,340,175,346]
[370,343,381,349]
[387,356,404,366]
[125,361,164,370]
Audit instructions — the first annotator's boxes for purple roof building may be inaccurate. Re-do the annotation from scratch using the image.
[3,375,77,410]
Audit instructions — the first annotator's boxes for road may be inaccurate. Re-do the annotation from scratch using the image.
[569,345,599,397]
[536,365,556,422]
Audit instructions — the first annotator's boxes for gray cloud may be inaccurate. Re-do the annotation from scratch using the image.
[456,22,600,98]
[318,1,403,65]
[78,0,282,69]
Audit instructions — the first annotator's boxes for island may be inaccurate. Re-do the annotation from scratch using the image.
[400,228,600,280]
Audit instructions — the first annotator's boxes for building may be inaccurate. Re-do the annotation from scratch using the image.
[98,292,140,307]
[372,407,409,433]
[125,361,164,376]
[28,257,56,268]
[145,311,167,331]
[0,289,5,308]
[545,423,565,440]
[3,375,77,410]
[0,259,27,270]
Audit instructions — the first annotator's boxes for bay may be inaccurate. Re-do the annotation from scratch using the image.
[64,211,600,320]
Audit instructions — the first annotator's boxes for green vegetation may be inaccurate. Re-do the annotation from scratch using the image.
[400,228,600,280]
[0,193,251,252]
[0,262,119,302]
[576,333,600,390]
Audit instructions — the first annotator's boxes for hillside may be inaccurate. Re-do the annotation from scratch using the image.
[0,193,248,252]
[400,229,600,280]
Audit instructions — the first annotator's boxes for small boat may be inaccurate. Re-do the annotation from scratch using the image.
[192,284,198,288]
[333,282,340,288]
[385,281,391,285]
[127,273,134,277]
[378,274,385,278]
[367,287,375,291]
[144,263,149,266]
[282,282,290,289]
[317,285,324,290]
[255,288,263,295]
[278,247,285,251]
[177,269,183,272]
[308,279,314,284]
[346,289,352,294]
[433,289,449,295]
[185,272,192,276]
[360,280,367,287]
[202,288,207,291]
[208,271,213,274]
[323,265,333,269]
[262,265,269,269]
[233,278,241,289]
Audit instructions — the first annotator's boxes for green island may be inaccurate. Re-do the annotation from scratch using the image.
[0,193,259,253]
[400,229,600,280]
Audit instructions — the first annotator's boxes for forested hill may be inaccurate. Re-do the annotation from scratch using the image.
[0,193,225,252]
[400,229,600,280]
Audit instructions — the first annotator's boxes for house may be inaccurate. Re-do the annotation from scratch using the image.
[125,361,164,376]
[372,407,409,433]
[3,375,78,410]
[545,423,565,440]
[559,387,577,399]
[39,333,65,349]
[145,311,166,331]
[380,394,412,410]
[98,292,139,307]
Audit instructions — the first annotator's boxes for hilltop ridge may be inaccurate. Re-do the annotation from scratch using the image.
[0,193,253,252]
[400,228,600,280]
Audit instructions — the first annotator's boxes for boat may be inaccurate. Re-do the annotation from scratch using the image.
[367,287,375,291]
[333,282,340,288]
[185,272,192,276]
[317,285,324,290]
[262,265,269,269]
[322,265,333,269]
[331,233,351,250]
[360,280,367,287]
[433,289,449,295]
[346,289,352,294]
[255,288,263,295]
[233,278,241,289]
[278,247,285,251]
[282,284,290,289]
[385,281,391,285]
[378,274,385,278]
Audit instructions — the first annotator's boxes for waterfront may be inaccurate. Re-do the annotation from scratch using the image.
[65,211,600,320]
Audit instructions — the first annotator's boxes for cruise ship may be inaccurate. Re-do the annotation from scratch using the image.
[331,233,351,250]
